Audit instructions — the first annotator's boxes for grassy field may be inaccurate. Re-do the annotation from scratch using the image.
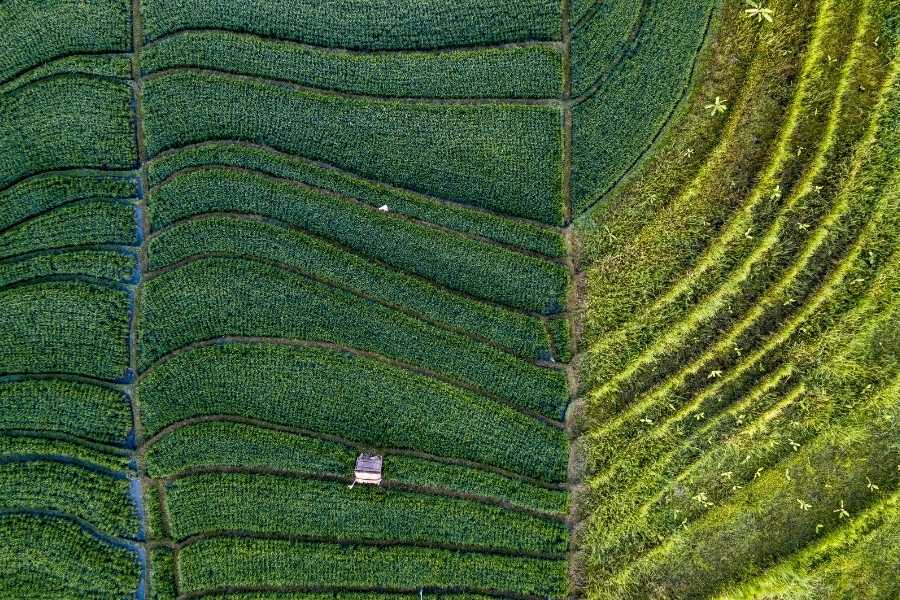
[0,0,896,598]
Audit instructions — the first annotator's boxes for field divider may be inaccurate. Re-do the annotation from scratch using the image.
[142,67,563,106]
[142,28,564,55]
[0,429,132,456]
[141,414,567,490]
[0,453,128,480]
[148,140,565,234]
[149,165,566,267]
[0,71,131,101]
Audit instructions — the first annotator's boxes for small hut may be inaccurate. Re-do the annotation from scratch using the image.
[350,453,383,487]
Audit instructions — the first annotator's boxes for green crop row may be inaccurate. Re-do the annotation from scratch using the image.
[0,0,129,84]
[139,257,569,417]
[149,169,568,314]
[216,595,499,600]
[177,537,567,597]
[145,420,352,479]
[0,460,138,539]
[144,483,168,540]
[0,54,132,96]
[145,421,566,515]
[149,546,177,600]
[0,249,137,289]
[142,71,564,223]
[0,172,136,232]
[0,513,140,599]
[0,379,131,445]
[140,0,561,49]
[571,0,715,213]
[148,218,553,359]
[0,75,135,189]
[571,0,643,96]
[0,199,137,259]
[141,30,562,99]
[146,142,566,258]
[138,344,568,482]
[162,472,568,553]
[0,433,131,473]
[387,455,568,515]
[0,282,130,380]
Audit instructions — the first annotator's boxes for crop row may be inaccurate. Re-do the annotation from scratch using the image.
[581,0,877,404]
[0,249,137,289]
[140,0,561,49]
[148,169,568,315]
[717,489,900,598]
[141,30,562,99]
[0,378,132,445]
[0,172,136,232]
[0,199,137,260]
[144,421,567,515]
[604,378,899,597]
[138,257,569,417]
[150,546,177,600]
[0,433,130,473]
[203,594,500,600]
[0,54,132,96]
[146,142,566,258]
[148,218,553,359]
[160,472,568,553]
[0,459,138,539]
[0,0,129,84]
[177,537,567,597]
[138,344,569,482]
[571,0,715,213]
[141,71,564,224]
[0,75,135,189]
[0,513,140,599]
[0,282,130,380]
[570,0,643,96]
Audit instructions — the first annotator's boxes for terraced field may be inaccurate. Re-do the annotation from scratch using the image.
[0,0,896,599]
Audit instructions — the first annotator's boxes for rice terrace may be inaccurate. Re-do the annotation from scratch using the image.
[0,0,898,597]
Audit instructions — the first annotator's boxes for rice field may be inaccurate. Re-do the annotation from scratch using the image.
[0,0,896,598]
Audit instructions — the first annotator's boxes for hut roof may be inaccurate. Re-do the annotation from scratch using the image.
[355,453,383,474]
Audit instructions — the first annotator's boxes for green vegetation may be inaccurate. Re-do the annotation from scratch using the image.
[147,142,566,258]
[148,217,553,358]
[177,537,566,596]
[148,168,568,314]
[161,472,567,553]
[0,514,140,599]
[0,460,138,538]
[138,344,568,482]
[142,30,562,98]
[0,0,129,84]
[0,282,130,379]
[0,199,137,259]
[140,0,561,49]
[571,0,716,212]
[0,249,137,288]
[0,75,135,188]
[139,257,568,417]
[142,71,564,223]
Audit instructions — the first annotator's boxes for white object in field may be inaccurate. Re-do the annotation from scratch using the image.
[349,453,383,488]
[378,204,390,212]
